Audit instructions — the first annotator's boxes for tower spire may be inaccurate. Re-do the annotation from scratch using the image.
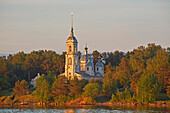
[71,12,74,36]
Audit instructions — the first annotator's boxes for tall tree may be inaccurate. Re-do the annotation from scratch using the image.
[32,74,51,103]
[68,76,82,97]
[51,76,69,100]
[137,73,160,103]
[83,83,101,99]
[116,57,131,86]
[146,49,169,92]
[102,63,117,97]
[13,80,29,96]
[129,47,146,93]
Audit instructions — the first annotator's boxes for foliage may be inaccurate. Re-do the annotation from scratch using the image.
[156,93,169,101]
[13,80,29,96]
[137,73,161,103]
[110,94,118,103]
[0,50,65,87]
[83,83,101,99]
[79,79,89,89]
[0,74,11,90]
[89,77,94,83]
[51,76,69,101]
[116,57,131,86]
[3,96,13,104]
[68,76,82,97]
[54,95,71,103]
[102,63,117,97]
[32,74,51,103]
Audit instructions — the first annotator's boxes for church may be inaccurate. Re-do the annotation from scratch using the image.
[60,13,104,80]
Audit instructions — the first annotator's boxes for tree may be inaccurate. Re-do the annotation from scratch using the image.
[116,57,131,86]
[51,76,69,101]
[167,78,170,98]
[92,50,100,65]
[68,76,82,97]
[83,83,101,99]
[79,79,89,89]
[137,73,161,103]
[129,47,146,93]
[13,80,29,96]
[32,74,51,103]
[24,57,34,82]
[146,49,169,92]
[102,63,117,97]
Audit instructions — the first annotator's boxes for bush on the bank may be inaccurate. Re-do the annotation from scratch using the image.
[110,94,118,103]
[54,95,71,103]
[3,96,13,104]
[156,93,169,101]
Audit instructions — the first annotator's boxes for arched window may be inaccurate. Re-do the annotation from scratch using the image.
[75,58,77,65]
[69,45,72,52]
[69,57,72,65]
[74,46,76,52]
[97,67,99,71]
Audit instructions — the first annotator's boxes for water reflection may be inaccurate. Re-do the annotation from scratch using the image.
[0,105,169,113]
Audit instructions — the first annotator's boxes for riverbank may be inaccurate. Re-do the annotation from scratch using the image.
[0,101,170,108]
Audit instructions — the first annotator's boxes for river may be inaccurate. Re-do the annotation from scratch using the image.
[0,105,169,113]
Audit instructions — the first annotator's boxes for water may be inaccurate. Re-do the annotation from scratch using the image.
[0,105,169,113]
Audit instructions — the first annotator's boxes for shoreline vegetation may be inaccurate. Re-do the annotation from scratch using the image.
[0,43,170,108]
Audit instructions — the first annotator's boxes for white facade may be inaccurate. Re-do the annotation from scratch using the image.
[60,13,104,80]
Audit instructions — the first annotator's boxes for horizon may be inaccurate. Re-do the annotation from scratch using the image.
[1,0,170,54]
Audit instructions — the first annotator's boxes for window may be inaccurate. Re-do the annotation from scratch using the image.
[69,72,71,75]
[74,46,76,52]
[97,67,99,71]
[69,45,72,52]
[75,58,77,65]
[87,67,89,71]
[69,57,72,65]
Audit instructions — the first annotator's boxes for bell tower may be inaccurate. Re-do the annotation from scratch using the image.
[65,12,80,78]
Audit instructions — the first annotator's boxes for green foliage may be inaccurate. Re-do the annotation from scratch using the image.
[137,73,161,103]
[86,97,96,104]
[54,95,71,103]
[0,74,11,90]
[79,79,89,89]
[116,57,131,87]
[102,63,117,97]
[83,83,101,99]
[32,74,51,103]
[156,93,170,101]
[146,49,169,92]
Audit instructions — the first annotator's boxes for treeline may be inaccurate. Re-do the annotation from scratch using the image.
[0,50,65,89]
[0,43,170,104]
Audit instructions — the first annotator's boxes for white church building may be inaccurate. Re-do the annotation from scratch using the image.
[60,13,104,80]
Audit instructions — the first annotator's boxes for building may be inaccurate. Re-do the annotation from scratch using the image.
[60,13,104,80]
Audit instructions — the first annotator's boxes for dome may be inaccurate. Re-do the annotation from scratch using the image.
[81,54,89,62]
[67,35,77,43]
[86,56,93,66]
[86,62,94,66]
[95,61,104,66]
[81,55,86,61]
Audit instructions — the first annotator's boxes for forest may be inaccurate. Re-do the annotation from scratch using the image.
[0,43,169,104]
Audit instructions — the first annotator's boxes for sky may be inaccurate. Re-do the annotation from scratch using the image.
[0,0,170,54]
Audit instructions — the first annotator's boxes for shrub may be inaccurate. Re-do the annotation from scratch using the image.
[110,94,118,103]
